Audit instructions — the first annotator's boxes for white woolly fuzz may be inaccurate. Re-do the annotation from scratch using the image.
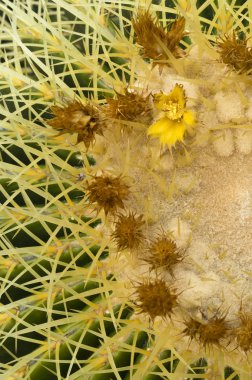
[194,129,210,147]
[187,47,226,82]
[199,110,218,130]
[142,141,175,171]
[135,65,175,93]
[214,91,244,123]
[212,129,234,157]
[167,218,191,248]
[177,270,222,311]
[176,173,198,193]
[187,44,208,59]
[186,241,217,272]
[184,58,203,79]
[186,46,221,79]
[235,128,252,155]
[158,151,175,172]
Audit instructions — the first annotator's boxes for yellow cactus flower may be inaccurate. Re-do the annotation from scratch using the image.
[147,84,195,148]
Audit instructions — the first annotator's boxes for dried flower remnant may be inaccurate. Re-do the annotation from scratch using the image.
[218,32,252,74]
[112,212,144,250]
[105,89,152,124]
[144,234,185,274]
[147,84,195,148]
[132,10,186,64]
[183,314,229,348]
[182,317,202,342]
[134,279,178,320]
[86,174,130,215]
[47,100,104,148]
[236,312,252,352]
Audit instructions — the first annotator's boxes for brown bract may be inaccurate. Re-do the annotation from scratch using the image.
[105,89,152,124]
[183,314,229,348]
[112,211,144,250]
[236,312,252,352]
[132,10,186,65]
[218,32,252,74]
[86,175,130,215]
[47,100,104,148]
[144,234,185,274]
[134,279,178,320]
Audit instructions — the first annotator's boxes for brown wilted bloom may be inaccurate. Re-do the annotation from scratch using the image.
[182,317,201,341]
[105,89,152,124]
[112,212,144,250]
[134,279,178,320]
[144,233,185,275]
[235,312,252,352]
[47,100,104,148]
[183,313,229,348]
[218,32,252,74]
[86,174,130,215]
[132,10,186,65]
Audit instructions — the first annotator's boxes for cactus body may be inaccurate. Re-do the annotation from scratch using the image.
[1,1,252,379]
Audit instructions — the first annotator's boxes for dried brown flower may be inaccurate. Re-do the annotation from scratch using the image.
[47,100,104,148]
[182,317,201,341]
[105,89,152,124]
[132,10,186,64]
[134,279,178,320]
[144,233,185,274]
[218,32,252,74]
[112,211,144,250]
[86,174,130,214]
[236,312,252,352]
[183,314,229,348]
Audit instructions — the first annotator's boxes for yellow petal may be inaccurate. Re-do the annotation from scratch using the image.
[169,84,185,108]
[147,117,173,136]
[183,110,195,126]
[148,117,186,148]
[153,85,185,111]
[153,93,168,111]
[159,121,186,147]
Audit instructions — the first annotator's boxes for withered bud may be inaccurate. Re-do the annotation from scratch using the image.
[182,317,201,341]
[236,312,252,352]
[134,279,178,320]
[105,89,152,124]
[86,174,130,214]
[144,234,185,275]
[183,314,229,348]
[112,211,144,250]
[47,100,104,148]
[218,32,252,74]
[132,10,186,65]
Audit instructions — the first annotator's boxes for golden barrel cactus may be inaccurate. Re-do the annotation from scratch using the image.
[0,0,252,379]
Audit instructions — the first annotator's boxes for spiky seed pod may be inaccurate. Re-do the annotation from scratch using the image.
[182,317,201,341]
[144,234,185,275]
[217,32,252,74]
[47,100,104,148]
[112,211,144,250]
[132,10,186,64]
[134,279,178,320]
[105,89,153,124]
[86,174,130,214]
[235,312,252,352]
[183,314,229,348]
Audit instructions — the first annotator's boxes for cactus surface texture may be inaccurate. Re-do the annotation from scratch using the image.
[0,0,252,379]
